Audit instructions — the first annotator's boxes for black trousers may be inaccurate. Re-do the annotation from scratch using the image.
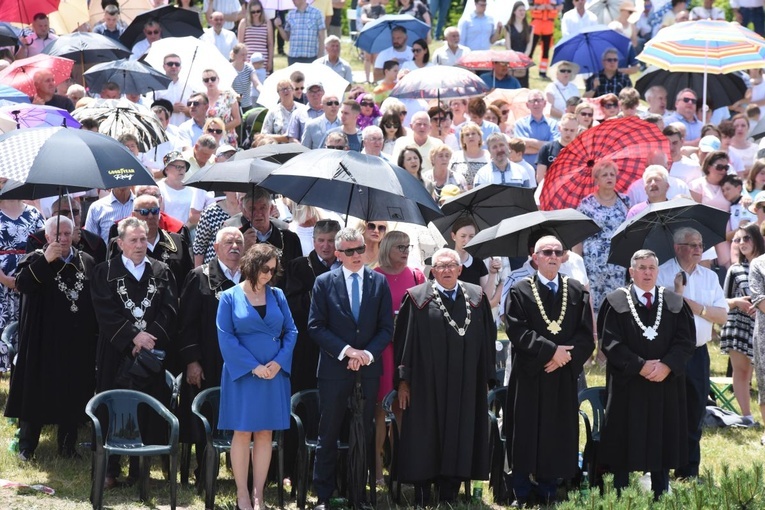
[19,419,78,455]
[614,469,669,500]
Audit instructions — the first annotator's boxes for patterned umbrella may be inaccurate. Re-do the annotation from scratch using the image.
[637,20,765,111]
[390,66,490,101]
[0,104,80,129]
[0,0,60,24]
[539,116,670,211]
[72,99,167,152]
[456,50,534,71]
[0,54,74,98]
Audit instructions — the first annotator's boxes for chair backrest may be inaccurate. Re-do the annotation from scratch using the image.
[85,389,178,448]
[578,386,607,440]
[291,389,321,442]
[192,386,233,442]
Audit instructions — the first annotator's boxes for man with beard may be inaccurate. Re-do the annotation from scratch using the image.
[5,216,98,461]
[91,217,178,488]
[224,187,302,275]
[394,248,496,506]
[26,195,107,263]
[503,236,594,506]
[373,26,413,81]
[107,194,193,295]
[177,226,243,483]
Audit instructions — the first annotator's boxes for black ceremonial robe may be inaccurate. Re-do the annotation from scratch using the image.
[177,257,236,443]
[597,286,695,472]
[5,249,97,424]
[394,281,496,483]
[504,275,594,480]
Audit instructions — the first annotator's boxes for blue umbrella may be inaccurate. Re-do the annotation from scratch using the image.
[551,25,632,75]
[354,14,430,54]
[0,85,30,104]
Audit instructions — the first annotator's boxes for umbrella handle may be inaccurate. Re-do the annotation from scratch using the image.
[179,46,199,99]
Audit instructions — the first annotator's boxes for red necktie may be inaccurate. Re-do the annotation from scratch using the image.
[643,292,652,310]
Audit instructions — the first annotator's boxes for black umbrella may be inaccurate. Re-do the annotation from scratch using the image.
[84,59,171,95]
[464,209,601,259]
[184,158,280,193]
[431,184,538,247]
[42,32,131,65]
[233,142,310,164]
[0,22,20,47]
[347,372,367,509]
[120,5,204,49]
[259,149,443,225]
[635,66,748,108]
[0,126,156,199]
[606,198,729,268]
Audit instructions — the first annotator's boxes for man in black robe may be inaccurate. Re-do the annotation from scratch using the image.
[6,216,97,460]
[26,195,107,263]
[598,249,695,499]
[91,217,178,488]
[283,219,341,393]
[177,226,243,482]
[504,235,594,506]
[223,187,303,281]
[394,247,496,506]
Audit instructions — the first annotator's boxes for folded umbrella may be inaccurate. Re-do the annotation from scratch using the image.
[464,209,601,259]
[259,149,443,225]
[607,198,729,268]
[85,59,171,96]
[119,5,204,49]
[0,54,74,98]
[355,14,430,54]
[0,104,80,129]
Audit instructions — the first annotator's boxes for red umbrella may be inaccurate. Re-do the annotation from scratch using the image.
[539,116,670,211]
[0,54,74,97]
[0,0,60,24]
[457,50,534,70]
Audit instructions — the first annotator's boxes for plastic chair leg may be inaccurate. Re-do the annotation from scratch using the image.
[90,450,107,509]
[169,452,178,510]
[139,456,151,502]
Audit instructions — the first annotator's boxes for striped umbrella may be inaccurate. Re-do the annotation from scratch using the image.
[637,20,765,113]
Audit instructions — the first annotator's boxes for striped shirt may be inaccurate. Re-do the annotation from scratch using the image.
[232,63,255,108]
[242,24,269,60]
[84,192,135,244]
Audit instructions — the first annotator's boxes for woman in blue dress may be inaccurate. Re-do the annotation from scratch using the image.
[217,244,297,510]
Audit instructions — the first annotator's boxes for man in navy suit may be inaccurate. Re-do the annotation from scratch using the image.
[308,227,394,509]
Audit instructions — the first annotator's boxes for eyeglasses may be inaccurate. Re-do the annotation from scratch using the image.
[558,69,572,73]
[603,57,619,63]
[537,249,565,257]
[134,207,160,216]
[364,136,383,142]
[713,163,729,171]
[259,266,277,275]
[144,30,160,35]
[202,76,218,83]
[579,111,594,117]
[395,244,413,253]
[431,117,447,123]
[166,163,186,171]
[432,262,460,272]
[207,128,223,134]
[339,245,367,256]
[278,87,293,93]
[360,101,374,107]
[324,100,340,106]
[164,61,181,67]
[367,222,386,232]
[733,235,752,244]
[187,100,202,107]
[603,102,618,108]
[681,97,698,104]
[677,242,704,250]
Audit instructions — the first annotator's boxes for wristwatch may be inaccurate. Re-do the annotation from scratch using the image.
[700,305,707,317]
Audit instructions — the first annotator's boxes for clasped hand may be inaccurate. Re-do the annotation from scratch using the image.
[252,361,281,379]
[544,345,573,373]
[346,348,370,371]
[640,360,671,382]
[132,331,156,356]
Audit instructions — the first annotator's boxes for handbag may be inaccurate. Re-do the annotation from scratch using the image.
[116,348,166,390]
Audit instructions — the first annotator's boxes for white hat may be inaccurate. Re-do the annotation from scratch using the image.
[250,52,264,64]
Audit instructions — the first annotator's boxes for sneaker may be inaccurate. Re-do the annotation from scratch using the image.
[740,416,757,428]
[18,450,33,462]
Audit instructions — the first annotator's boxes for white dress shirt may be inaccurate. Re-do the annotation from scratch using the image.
[122,255,150,281]
[218,259,241,283]
[338,266,374,362]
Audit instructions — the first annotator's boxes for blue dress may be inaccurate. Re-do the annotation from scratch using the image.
[217,284,298,431]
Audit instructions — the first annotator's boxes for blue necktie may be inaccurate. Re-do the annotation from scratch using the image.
[547,281,557,294]
[445,289,456,301]
[351,273,360,321]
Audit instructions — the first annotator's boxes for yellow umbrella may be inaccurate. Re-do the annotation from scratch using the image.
[49,0,90,35]
[89,0,159,27]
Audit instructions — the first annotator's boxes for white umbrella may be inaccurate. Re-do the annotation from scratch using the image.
[256,63,350,111]
[143,36,238,96]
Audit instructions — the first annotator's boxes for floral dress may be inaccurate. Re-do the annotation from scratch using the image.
[208,89,239,146]
[576,193,630,315]
[721,262,755,359]
[0,205,44,370]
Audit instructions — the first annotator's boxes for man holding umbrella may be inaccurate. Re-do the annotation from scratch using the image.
[153,54,192,127]
[130,20,163,61]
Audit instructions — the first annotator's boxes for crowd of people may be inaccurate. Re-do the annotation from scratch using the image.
[4,0,765,508]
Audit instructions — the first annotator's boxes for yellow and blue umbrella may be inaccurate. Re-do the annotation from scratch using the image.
[637,20,765,111]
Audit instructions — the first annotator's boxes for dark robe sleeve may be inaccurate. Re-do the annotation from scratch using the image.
[598,297,647,377]
[660,301,696,376]
[145,270,178,351]
[505,283,559,373]
[16,252,55,294]
[178,269,204,366]
[568,287,595,372]
[393,292,416,386]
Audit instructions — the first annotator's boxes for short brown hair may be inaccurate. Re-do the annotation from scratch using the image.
[240,244,282,288]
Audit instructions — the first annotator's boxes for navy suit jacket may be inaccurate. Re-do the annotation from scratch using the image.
[308,266,393,380]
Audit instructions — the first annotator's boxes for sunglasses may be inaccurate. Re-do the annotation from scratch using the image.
[383,123,398,129]
[395,244,412,253]
[360,101,374,107]
[579,111,594,117]
[537,249,565,257]
[134,207,160,216]
[339,245,367,256]
[294,86,304,91]
[202,76,218,83]
[259,266,277,275]
[603,102,618,108]
[713,163,729,171]
[324,100,340,106]
[251,9,262,14]
[164,61,181,67]
[558,69,572,73]
[431,117,447,123]
[604,58,619,63]
[207,128,223,134]
[326,145,346,150]
[187,100,202,107]
[681,97,698,104]
[733,235,752,244]
[412,48,424,53]
[400,111,408,116]
[367,222,386,232]
[144,30,160,35]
